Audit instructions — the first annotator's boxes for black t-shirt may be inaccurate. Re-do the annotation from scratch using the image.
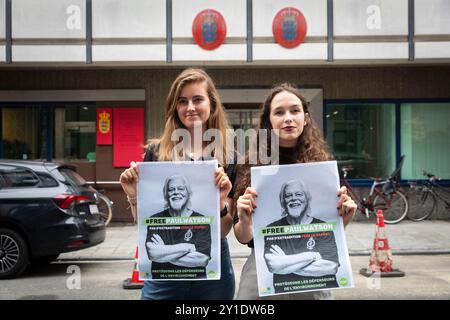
[144,144,237,198]
[147,209,211,279]
[264,217,340,293]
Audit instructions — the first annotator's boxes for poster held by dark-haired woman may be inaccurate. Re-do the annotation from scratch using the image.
[252,161,354,297]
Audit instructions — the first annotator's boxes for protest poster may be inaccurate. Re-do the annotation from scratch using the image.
[137,161,220,281]
[251,161,353,296]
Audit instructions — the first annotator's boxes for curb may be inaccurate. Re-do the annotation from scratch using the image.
[57,257,134,262]
[348,249,450,256]
[57,250,450,262]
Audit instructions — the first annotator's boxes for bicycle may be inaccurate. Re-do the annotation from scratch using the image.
[340,155,409,224]
[96,189,114,226]
[407,171,450,221]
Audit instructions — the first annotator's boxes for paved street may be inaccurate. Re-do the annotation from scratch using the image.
[56,220,450,260]
[1,255,449,300]
[0,260,140,300]
[334,255,450,300]
[1,220,450,300]
[233,255,450,300]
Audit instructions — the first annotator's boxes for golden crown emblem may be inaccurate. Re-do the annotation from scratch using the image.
[282,8,299,21]
[98,111,111,134]
[203,11,217,24]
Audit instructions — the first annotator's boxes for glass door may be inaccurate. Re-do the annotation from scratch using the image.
[226,108,261,131]
[54,103,96,162]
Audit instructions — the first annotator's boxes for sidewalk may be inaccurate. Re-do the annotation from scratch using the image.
[59,220,450,261]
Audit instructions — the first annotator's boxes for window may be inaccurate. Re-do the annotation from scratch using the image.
[58,167,88,188]
[54,103,96,162]
[226,109,261,131]
[0,167,40,188]
[1,106,48,160]
[325,103,396,179]
[0,103,96,162]
[401,102,450,179]
[0,172,6,188]
[35,172,59,187]
[225,107,262,156]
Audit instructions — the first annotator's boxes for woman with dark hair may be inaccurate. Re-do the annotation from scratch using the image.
[119,68,236,300]
[233,83,356,300]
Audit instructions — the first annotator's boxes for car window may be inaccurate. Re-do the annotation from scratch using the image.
[0,174,5,188]
[58,167,88,187]
[36,172,59,187]
[0,168,40,188]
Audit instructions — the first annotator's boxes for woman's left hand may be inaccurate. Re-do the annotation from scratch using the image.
[215,167,232,210]
[337,186,357,227]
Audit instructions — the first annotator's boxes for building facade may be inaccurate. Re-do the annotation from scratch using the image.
[1,0,449,221]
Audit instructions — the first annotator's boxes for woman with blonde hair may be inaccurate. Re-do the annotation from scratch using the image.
[120,68,236,300]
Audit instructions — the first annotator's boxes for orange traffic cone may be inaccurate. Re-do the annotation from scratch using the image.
[360,210,405,277]
[123,247,145,289]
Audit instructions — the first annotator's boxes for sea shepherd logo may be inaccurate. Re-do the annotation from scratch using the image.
[184,229,193,242]
[307,238,316,250]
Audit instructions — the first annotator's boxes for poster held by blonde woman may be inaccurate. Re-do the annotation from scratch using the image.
[137,161,220,281]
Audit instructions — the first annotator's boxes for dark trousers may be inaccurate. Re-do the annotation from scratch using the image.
[141,238,235,300]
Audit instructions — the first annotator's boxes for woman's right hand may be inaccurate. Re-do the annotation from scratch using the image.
[236,187,258,222]
[119,161,139,197]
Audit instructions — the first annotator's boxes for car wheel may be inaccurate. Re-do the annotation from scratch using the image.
[0,228,30,279]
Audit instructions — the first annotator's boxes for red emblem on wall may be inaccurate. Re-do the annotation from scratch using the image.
[192,9,227,50]
[272,7,307,49]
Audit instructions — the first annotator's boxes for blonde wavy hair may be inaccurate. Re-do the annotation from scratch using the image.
[148,68,230,165]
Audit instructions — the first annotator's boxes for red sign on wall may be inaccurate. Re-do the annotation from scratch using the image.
[113,108,145,168]
[97,108,113,145]
[192,9,227,50]
[273,7,307,49]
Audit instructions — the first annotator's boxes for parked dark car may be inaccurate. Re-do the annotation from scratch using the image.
[0,160,106,279]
